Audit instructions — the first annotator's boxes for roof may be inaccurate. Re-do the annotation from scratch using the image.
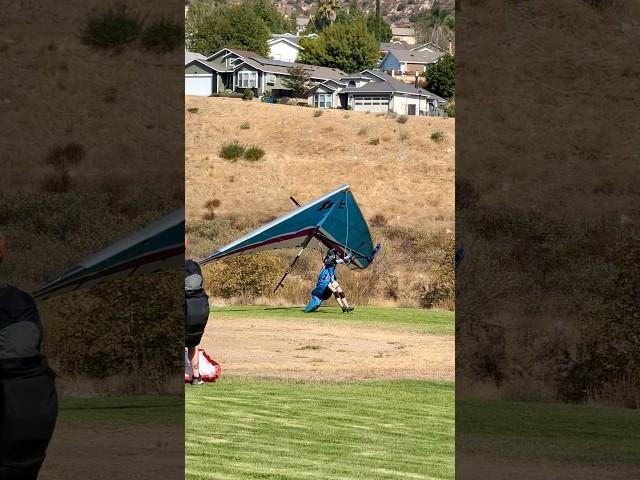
[380,42,410,51]
[340,70,446,101]
[386,49,444,64]
[411,42,446,53]
[185,50,206,65]
[269,34,302,46]
[186,58,227,72]
[391,27,415,36]
[267,36,303,50]
[224,48,346,80]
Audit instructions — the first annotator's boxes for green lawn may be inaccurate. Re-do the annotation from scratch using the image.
[186,377,454,480]
[457,399,640,465]
[57,395,183,427]
[210,306,454,335]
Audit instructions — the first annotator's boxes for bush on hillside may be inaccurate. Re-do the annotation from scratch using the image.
[140,17,183,53]
[81,4,145,50]
[219,141,245,160]
[203,254,282,299]
[244,146,265,161]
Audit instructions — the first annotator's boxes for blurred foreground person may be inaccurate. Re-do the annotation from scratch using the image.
[185,245,210,386]
[0,231,58,479]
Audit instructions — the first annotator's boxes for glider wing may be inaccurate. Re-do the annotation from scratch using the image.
[199,185,378,269]
[32,208,184,300]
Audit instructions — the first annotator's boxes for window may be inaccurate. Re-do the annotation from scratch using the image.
[314,93,333,108]
[238,71,258,89]
[266,74,276,85]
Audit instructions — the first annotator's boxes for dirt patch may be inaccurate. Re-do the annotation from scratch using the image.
[200,317,454,381]
[457,458,640,480]
[40,424,183,480]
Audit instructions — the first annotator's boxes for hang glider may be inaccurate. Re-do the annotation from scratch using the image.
[32,208,185,301]
[199,185,381,289]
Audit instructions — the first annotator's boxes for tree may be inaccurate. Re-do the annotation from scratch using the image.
[282,66,314,97]
[186,3,270,56]
[424,53,455,99]
[416,1,455,52]
[245,0,294,33]
[313,0,341,31]
[366,12,392,42]
[299,21,379,73]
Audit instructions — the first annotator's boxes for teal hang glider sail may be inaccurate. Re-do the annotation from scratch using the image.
[32,209,184,300]
[199,185,381,280]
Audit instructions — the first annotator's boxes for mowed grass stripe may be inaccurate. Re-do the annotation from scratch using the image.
[458,399,640,465]
[210,306,454,335]
[187,378,454,480]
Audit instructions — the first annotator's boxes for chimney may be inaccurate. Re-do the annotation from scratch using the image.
[414,71,419,89]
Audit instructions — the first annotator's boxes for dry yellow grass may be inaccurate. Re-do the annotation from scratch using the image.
[185,97,455,231]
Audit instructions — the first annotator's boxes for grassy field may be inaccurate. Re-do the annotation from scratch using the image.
[187,378,454,480]
[56,395,184,427]
[457,399,640,465]
[210,306,455,335]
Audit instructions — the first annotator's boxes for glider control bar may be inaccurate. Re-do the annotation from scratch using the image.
[273,230,315,293]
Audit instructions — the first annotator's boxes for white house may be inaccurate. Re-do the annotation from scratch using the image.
[307,70,446,116]
[267,35,303,63]
[296,17,310,34]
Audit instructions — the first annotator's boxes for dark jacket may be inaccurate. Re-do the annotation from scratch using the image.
[184,260,209,348]
[0,286,58,480]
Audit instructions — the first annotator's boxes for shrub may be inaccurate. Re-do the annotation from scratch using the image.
[242,88,254,101]
[203,253,282,299]
[244,146,265,161]
[219,141,245,160]
[385,111,397,119]
[81,4,145,50]
[313,110,323,117]
[204,198,221,209]
[399,131,410,141]
[443,100,455,118]
[45,142,86,172]
[278,96,292,105]
[375,112,385,117]
[368,137,380,145]
[358,125,369,136]
[396,114,409,124]
[240,121,250,129]
[187,107,199,113]
[431,130,445,143]
[369,213,388,227]
[140,17,183,53]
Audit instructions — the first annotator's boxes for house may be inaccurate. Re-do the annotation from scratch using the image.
[267,34,303,63]
[307,70,446,116]
[390,27,416,45]
[379,48,445,76]
[185,48,346,97]
[379,42,445,57]
[296,17,310,34]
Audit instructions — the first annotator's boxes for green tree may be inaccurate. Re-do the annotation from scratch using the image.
[366,13,392,42]
[313,0,341,31]
[186,3,270,56]
[416,1,454,52]
[245,0,295,33]
[299,21,379,73]
[424,53,455,99]
[282,66,314,97]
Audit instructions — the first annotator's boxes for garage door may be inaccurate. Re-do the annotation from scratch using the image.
[353,96,389,113]
[185,75,213,96]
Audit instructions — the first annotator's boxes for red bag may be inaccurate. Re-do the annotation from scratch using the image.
[184,348,221,383]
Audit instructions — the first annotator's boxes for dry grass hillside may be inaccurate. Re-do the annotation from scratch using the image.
[186,97,455,308]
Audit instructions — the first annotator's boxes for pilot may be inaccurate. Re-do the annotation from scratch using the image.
[319,249,354,313]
